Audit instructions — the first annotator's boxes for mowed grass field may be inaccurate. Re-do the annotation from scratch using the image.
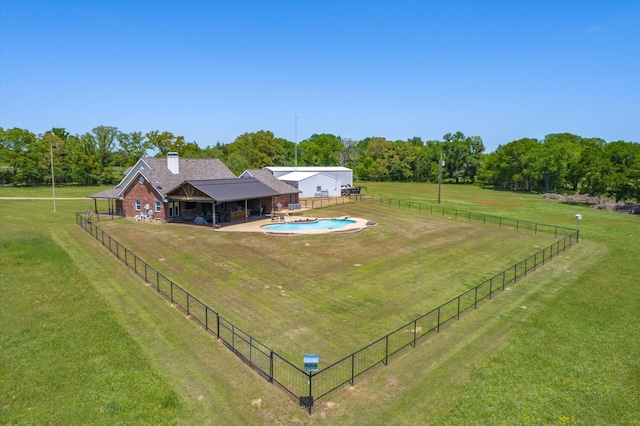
[1,183,639,424]
[95,199,559,362]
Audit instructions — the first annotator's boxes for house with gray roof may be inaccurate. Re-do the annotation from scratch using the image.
[89,153,300,225]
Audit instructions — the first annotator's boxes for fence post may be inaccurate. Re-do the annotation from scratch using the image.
[474,286,478,309]
[351,353,355,385]
[307,371,313,414]
[489,278,493,299]
[457,296,461,319]
[436,306,441,332]
[269,350,274,383]
[413,320,417,346]
[524,258,528,277]
[384,335,389,365]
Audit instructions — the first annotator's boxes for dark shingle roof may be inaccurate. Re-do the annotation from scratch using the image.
[89,157,236,199]
[241,169,301,194]
[180,178,280,202]
[139,158,236,194]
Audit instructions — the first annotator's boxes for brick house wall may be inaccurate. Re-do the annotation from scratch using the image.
[122,178,167,221]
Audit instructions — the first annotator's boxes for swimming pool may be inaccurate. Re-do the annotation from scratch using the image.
[262,219,356,231]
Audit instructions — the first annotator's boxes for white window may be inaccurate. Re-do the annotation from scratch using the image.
[135,200,141,211]
[155,201,162,212]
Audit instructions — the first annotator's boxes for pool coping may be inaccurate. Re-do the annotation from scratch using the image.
[216,216,374,235]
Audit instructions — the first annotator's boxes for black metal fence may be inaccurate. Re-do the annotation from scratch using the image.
[75,199,578,414]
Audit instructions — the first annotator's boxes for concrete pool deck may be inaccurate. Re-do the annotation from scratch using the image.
[215,215,372,235]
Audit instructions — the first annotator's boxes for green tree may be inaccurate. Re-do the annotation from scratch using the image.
[338,138,359,169]
[604,141,640,202]
[116,131,152,167]
[146,130,179,156]
[0,127,41,185]
[226,130,285,174]
[479,138,541,190]
[360,137,392,181]
[388,140,418,182]
[579,143,610,199]
[298,133,343,166]
[442,132,484,183]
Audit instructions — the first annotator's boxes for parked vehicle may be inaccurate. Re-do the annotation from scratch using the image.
[341,185,367,196]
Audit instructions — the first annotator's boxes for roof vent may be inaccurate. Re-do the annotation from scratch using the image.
[156,181,162,189]
[167,152,179,174]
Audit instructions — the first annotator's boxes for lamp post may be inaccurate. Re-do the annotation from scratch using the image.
[49,136,56,212]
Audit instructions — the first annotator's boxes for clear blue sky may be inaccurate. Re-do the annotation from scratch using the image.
[1,0,638,153]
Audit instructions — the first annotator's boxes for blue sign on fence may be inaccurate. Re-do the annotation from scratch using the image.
[304,354,319,372]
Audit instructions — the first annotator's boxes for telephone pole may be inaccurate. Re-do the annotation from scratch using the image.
[437,152,443,204]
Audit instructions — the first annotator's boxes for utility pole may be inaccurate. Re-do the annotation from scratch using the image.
[49,136,56,212]
[437,152,443,204]
[294,113,298,170]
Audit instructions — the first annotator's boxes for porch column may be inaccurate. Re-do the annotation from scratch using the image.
[212,201,216,228]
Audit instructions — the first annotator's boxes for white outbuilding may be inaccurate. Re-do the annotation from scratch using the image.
[278,171,342,198]
[264,166,353,186]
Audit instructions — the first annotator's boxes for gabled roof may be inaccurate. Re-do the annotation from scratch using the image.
[278,171,341,183]
[241,169,301,194]
[167,178,280,202]
[265,166,352,172]
[89,157,236,199]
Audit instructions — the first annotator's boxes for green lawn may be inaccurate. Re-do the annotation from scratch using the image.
[94,201,561,362]
[1,183,638,424]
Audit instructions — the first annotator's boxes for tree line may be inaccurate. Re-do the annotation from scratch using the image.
[1,126,638,202]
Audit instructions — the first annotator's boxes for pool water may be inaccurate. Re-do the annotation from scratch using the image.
[263,219,355,231]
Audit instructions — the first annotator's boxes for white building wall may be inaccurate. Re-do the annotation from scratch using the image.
[266,167,352,186]
[284,174,341,198]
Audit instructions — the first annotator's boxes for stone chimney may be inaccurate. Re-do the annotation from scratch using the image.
[167,152,179,174]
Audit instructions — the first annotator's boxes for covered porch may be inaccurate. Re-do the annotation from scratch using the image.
[165,178,282,227]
